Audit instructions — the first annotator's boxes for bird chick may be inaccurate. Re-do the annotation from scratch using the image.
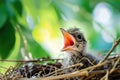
[60,28,100,69]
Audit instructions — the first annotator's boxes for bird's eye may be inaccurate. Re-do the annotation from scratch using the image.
[77,35,82,39]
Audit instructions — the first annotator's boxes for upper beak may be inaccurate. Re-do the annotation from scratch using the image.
[60,28,76,51]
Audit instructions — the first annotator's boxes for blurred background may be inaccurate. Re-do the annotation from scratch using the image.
[0,0,120,72]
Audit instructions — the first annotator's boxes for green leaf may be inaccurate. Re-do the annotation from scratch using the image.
[0,3,7,29]
[0,20,15,59]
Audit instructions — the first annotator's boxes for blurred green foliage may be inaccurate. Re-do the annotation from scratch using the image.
[0,0,120,68]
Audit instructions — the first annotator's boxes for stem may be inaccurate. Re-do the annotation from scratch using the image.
[15,25,29,58]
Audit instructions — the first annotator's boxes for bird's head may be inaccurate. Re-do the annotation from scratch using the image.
[60,28,87,54]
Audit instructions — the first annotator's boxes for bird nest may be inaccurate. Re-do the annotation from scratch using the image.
[1,39,120,80]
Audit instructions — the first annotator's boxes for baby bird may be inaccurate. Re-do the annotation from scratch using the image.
[60,28,100,69]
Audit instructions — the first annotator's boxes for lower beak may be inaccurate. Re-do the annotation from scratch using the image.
[61,46,73,51]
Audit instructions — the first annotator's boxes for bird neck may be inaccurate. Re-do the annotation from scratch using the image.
[65,51,85,66]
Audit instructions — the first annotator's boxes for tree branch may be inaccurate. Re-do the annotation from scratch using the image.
[99,38,120,63]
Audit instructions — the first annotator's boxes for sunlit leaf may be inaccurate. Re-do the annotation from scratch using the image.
[21,27,50,58]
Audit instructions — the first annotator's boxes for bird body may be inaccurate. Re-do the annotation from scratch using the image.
[60,28,100,69]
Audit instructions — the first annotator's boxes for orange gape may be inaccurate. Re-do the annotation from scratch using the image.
[63,32,74,48]
[60,28,76,50]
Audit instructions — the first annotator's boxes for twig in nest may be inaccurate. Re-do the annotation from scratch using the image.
[84,70,105,80]
[44,63,83,77]
[105,70,109,80]
[110,57,120,73]
[0,58,63,63]
[21,71,88,80]
[100,38,120,63]
[20,60,113,80]
[80,57,95,66]
[100,70,109,80]
[37,61,110,80]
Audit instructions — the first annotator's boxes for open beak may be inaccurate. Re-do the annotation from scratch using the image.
[60,28,76,51]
